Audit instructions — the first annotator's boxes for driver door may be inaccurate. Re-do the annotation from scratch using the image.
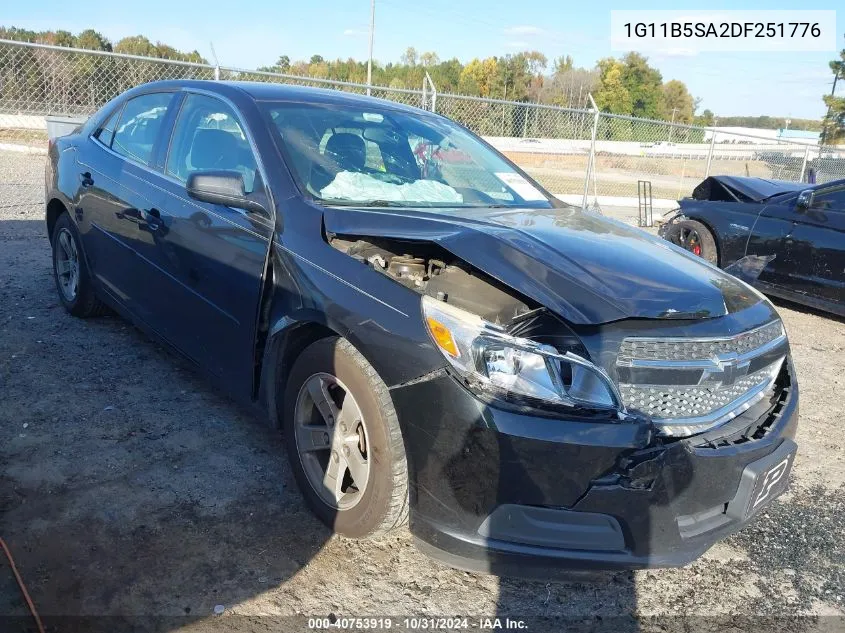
[138,92,274,395]
[744,197,800,290]
[786,184,845,305]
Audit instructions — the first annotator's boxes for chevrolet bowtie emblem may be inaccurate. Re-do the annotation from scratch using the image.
[699,354,752,388]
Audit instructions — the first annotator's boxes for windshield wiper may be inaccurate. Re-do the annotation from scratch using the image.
[322,199,407,208]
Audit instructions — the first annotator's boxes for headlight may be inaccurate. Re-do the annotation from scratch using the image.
[422,295,625,414]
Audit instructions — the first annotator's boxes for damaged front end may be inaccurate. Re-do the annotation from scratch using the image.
[329,232,632,421]
[325,212,798,572]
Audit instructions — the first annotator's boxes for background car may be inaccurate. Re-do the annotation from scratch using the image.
[660,175,845,317]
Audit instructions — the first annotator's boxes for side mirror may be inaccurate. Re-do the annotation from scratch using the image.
[186,170,266,214]
[796,189,814,212]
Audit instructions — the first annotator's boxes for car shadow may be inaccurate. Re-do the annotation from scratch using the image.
[3,217,654,633]
[0,218,336,632]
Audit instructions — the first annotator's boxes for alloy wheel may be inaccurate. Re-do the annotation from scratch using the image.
[55,228,80,302]
[294,372,371,511]
[677,226,702,257]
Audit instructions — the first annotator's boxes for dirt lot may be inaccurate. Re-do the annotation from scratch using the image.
[1,152,844,632]
[506,151,779,200]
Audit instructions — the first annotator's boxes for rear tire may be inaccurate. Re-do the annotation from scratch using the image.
[51,212,108,318]
[283,336,409,538]
[667,219,718,265]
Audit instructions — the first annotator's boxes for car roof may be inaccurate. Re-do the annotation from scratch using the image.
[130,79,431,115]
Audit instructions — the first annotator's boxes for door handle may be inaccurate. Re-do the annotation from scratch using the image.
[142,207,162,231]
[79,171,94,187]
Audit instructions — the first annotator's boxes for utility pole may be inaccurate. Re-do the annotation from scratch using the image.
[366,0,375,96]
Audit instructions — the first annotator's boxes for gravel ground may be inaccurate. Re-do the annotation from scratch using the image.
[1,151,844,632]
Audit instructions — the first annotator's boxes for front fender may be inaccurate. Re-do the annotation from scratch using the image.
[257,239,447,427]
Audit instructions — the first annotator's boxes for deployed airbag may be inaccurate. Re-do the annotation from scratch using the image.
[321,171,463,204]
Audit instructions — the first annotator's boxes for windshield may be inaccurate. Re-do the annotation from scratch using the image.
[262,101,554,208]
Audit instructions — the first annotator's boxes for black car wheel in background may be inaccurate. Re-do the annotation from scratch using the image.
[664,218,718,265]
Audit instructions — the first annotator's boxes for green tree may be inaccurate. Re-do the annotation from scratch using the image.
[695,108,715,127]
[460,57,499,97]
[821,41,845,143]
[75,29,111,51]
[662,79,694,124]
[594,58,631,114]
[114,35,157,57]
[620,52,664,119]
[552,55,573,74]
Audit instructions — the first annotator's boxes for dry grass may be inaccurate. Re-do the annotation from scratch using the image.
[0,128,48,145]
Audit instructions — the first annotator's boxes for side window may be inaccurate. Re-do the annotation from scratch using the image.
[811,186,845,211]
[111,93,172,165]
[94,108,120,148]
[166,94,258,194]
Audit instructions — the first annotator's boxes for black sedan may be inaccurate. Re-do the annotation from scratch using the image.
[46,81,798,576]
[660,175,845,317]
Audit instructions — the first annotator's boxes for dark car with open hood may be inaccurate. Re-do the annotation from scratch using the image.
[46,81,798,577]
[660,175,845,317]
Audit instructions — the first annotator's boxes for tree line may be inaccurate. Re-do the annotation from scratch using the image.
[0,26,206,63]
[0,25,827,137]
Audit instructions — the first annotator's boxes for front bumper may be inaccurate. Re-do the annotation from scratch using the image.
[390,360,798,577]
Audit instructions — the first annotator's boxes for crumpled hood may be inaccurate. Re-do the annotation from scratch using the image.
[691,176,805,202]
[323,205,762,325]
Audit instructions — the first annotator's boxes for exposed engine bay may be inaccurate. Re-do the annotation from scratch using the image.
[328,234,592,366]
[329,234,533,325]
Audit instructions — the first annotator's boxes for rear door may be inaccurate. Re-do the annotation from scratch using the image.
[131,91,273,393]
[77,92,176,319]
[787,184,845,305]
[746,185,845,306]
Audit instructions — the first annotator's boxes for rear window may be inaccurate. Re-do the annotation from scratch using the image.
[111,93,173,166]
[94,109,120,148]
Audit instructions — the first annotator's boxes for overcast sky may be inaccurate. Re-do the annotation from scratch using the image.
[5,0,843,119]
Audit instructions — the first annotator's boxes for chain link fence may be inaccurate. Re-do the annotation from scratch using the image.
[1,37,844,222]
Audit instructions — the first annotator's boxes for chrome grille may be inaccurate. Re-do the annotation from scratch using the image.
[617,320,784,364]
[620,364,779,420]
[617,321,787,436]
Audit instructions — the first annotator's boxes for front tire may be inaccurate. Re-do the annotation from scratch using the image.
[283,337,409,538]
[51,212,108,318]
[667,219,718,265]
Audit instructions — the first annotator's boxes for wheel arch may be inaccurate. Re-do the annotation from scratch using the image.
[46,197,69,240]
[259,317,340,430]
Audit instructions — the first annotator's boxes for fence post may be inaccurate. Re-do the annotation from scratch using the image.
[210,42,221,81]
[582,94,600,211]
[704,132,716,178]
[424,72,437,113]
[799,146,810,182]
